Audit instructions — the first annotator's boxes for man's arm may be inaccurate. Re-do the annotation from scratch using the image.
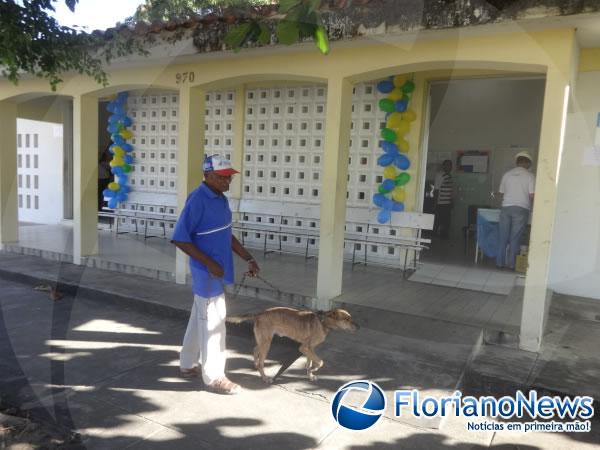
[232,235,260,276]
[172,240,224,277]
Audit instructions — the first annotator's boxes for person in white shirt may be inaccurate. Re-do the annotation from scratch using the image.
[496,151,535,269]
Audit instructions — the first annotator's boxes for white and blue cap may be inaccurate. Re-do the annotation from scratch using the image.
[202,154,239,176]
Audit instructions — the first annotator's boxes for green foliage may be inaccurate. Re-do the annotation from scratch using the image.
[276,20,300,45]
[0,0,147,90]
[132,0,331,55]
[131,0,272,23]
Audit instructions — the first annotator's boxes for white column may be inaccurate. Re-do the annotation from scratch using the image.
[230,85,246,199]
[519,69,571,352]
[0,100,18,246]
[73,94,99,263]
[316,77,353,308]
[175,85,205,284]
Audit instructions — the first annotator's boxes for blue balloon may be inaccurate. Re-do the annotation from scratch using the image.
[106,103,116,113]
[394,154,411,170]
[112,134,125,146]
[377,209,391,224]
[112,166,123,175]
[108,114,120,124]
[102,188,115,198]
[377,80,394,94]
[107,123,119,134]
[383,197,395,210]
[392,201,405,212]
[377,154,394,167]
[395,99,408,112]
[116,192,127,202]
[123,155,134,164]
[108,198,118,209]
[121,143,133,152]
[118,174,128,184]
[372,193,386,207]
[382,179,395,191]
[117,91,129,102]
[381,141,399,155]
[122,116,133,127]
[120,185,131,193]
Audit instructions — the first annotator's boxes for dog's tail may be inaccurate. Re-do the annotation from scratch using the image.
[226,314,257,324]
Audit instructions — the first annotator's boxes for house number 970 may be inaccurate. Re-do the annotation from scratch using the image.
[175,72,195,84]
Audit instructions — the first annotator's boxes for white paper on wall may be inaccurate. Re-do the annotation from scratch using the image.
[583,145,600,167]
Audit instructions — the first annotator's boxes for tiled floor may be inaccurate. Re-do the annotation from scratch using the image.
[413,236,520,295]
[7,222,522,332]
[409,262,517,295]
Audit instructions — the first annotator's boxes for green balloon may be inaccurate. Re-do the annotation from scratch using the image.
[122,164,132,173]
[378,185,389,194]
[381,128,397,142]
[402,80,415,94]
[117,123,125,132]
[378,98,395,113]
[395,172,411,186]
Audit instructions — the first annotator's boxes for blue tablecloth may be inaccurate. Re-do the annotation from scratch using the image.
[476,209,500,258]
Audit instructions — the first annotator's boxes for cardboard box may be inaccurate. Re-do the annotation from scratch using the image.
[515,254,528,273]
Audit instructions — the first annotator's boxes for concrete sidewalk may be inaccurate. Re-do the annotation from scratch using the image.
[1,251,600,448]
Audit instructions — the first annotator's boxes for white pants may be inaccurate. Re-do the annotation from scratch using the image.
[180,294,227,385]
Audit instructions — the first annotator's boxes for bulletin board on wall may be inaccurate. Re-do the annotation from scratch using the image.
[456,150,490,173]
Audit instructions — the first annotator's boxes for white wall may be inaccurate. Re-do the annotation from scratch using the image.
[549,71,600,299]
[17,119,63,224]
[427,78,545,237]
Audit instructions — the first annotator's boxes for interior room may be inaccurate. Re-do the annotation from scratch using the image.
[411,76,545,294]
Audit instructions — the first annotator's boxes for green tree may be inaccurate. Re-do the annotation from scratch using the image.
[0,0,145,90]
[131,0,331,54]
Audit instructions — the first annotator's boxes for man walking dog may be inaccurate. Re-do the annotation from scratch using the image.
[172,154,259,394]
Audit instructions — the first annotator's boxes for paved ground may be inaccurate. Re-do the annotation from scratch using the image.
[2,275,600,449]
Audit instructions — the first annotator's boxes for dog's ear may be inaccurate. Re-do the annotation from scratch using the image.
[329,309,352,321]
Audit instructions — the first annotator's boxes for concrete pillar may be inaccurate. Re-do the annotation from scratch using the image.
[175,85,205,284]
[316,78,353,308]
[0,100,18,246]
[72,94,99,263]
[230,85,246,199]
[519,68,571,352]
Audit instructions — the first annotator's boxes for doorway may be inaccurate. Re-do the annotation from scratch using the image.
[412,76,545,294]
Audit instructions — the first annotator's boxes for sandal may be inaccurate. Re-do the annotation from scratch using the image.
[207,377,241,395]
[180,367,200,378]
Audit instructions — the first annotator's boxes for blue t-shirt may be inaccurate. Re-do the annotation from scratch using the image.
[172,183,234,297]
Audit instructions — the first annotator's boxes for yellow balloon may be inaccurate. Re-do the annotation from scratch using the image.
[113,146,124,157]
[120,129,133,140]
[393,74,408,88]
[402,110,417,122]
[387,88,403,102]
[396,137,410,153]
[109,158,124,167]
[386,112,403,129]
[383,166,397,179]
[108,182,120,191]
[392,187,406,203]
[394,120,411,136]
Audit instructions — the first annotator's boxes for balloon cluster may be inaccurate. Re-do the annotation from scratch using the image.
[373,75,417,224]
[103,92,134,209]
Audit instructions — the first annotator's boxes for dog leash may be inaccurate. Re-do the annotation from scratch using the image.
[222,272,283,302]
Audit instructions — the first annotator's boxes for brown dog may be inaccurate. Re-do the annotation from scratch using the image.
[227,307,359,383]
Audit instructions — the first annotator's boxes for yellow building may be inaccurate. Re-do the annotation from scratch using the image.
[1,2,600,352]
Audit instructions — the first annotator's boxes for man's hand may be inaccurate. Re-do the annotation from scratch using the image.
[247,259,260,277]
[206,260,224,278]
